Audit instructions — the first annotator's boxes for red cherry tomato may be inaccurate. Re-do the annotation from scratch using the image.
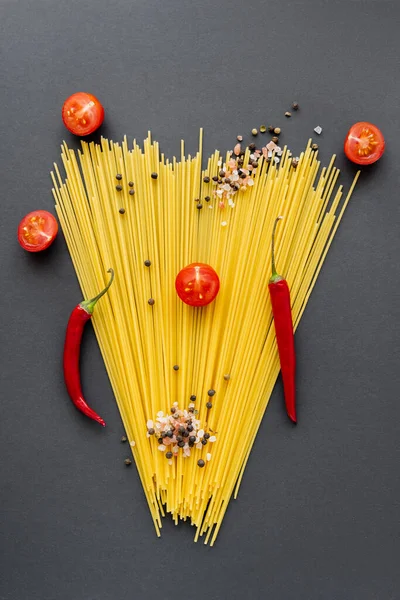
[344,122,385,165]
[17,210,58,252]
[62,92,104,136]
[175,263,220,307]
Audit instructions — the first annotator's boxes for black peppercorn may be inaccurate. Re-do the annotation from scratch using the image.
[204,196,210,202]
[119,208,125,214]
[190,395,196,401]
[124,458,132,466]
[189,441,194,447]
[187,424,194,431]
[129,189,135,196]
[197,459,205,468]
[249,143,256,151]
[173,365,179,371]
[197,203,203,210]
[208,389,216,397]
[224,177,231,184]
[148,298,155,306]
[128,181,134,187]
[116,174,123,180]
[116,185,123,191]
[206,402,213,409]
[239,171,247,179]
[204,432,210,440]
[212,175,218,182]
[166,451,173,459]
[144,260,151,267]
[219,170,225,178]
[188,408,194,415]
[151,172,158,179]
[292,102,299,111]
[189,435,196,443]
[158,438,163,444]
[183,430,189,438]
[148,428,155,435]
[177,435,183,443]
[272,136,279,144]
[178,440,185,448]
[251,161,258,168]
[268,126,274,133]
[203,176,210,183]
[201,439,207,445]
[166,430,173,438]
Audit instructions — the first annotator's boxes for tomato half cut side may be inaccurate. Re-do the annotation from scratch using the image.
[175,263,220,307]
[344,122,385,165]
[62,92,104,136]
[18,210,58,252]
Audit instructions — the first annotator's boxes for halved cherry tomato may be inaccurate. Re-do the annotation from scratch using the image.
[344,122,385,165]
[17,210,58,252]
[62,92,104,136]
[175,263,220,307]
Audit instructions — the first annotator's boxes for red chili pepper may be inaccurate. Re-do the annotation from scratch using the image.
[268,217,296,423]
[63,269,114,426]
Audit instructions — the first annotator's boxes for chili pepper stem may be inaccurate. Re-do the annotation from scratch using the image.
[80,268,114,314]
[270,216,284,283]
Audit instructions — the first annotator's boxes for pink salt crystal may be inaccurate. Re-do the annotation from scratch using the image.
[266,141,277,152]
[262,147,269,159]
[233,143,241,156]
[219,201,225,209]
[228,158,236,169]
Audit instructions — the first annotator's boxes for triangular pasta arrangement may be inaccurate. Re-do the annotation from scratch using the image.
[51,132,358,545]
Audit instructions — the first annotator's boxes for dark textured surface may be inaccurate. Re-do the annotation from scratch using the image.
[1,1,400,599]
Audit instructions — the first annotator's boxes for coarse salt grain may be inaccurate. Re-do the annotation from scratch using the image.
[209,436,217,443]
[206,453,212,461]
[158,444,165,451]
[221,221,227,227]
[146,420,153,429]
[157,411,163,418]
[130,440,136,447]
[314,126,322,135]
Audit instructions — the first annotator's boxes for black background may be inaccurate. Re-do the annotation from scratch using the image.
[1,1,400,599]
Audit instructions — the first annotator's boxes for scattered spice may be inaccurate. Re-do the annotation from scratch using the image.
[248,142,256,151]
[144,260,151,267]
[212,175,219,182]
[197,459,205,468]
[219,169,225,178]
[233,143,241,156]
[206,402,213,409]
[285,112,292,118]
[292,158,299,168]
[311,143,319,151]
[272,136,279,144]
[173,365,179,371]
[116,185,123,191]
[204,196,211,202]
[116,174,123,180]
[166,451,173,459]
[119,208,125,214]
[197,203,203,210]
[121,435,127,443]
[148,428,155,435]
[268,126,275,133]
[148,298,155,306]
[260,125,267,133]
[274,127,281,135]
[190,395,196,401]
[251,128,258,136]
[251,161,258,168]
[128,181,134,187]
[148,404,217,459]
[292,102,299,110]
[208,389,216,397]
[129,189,135,196]
[124,458,132,466]
[151,172,158,179]
[203,176,210,183]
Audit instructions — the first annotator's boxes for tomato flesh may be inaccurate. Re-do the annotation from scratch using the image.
[175,263,220,307]
[18,210,58,252]
[344,122,385,165]
[62,92,104,136]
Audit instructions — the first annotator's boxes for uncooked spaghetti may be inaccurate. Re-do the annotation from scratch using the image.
[51,132,359,545]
